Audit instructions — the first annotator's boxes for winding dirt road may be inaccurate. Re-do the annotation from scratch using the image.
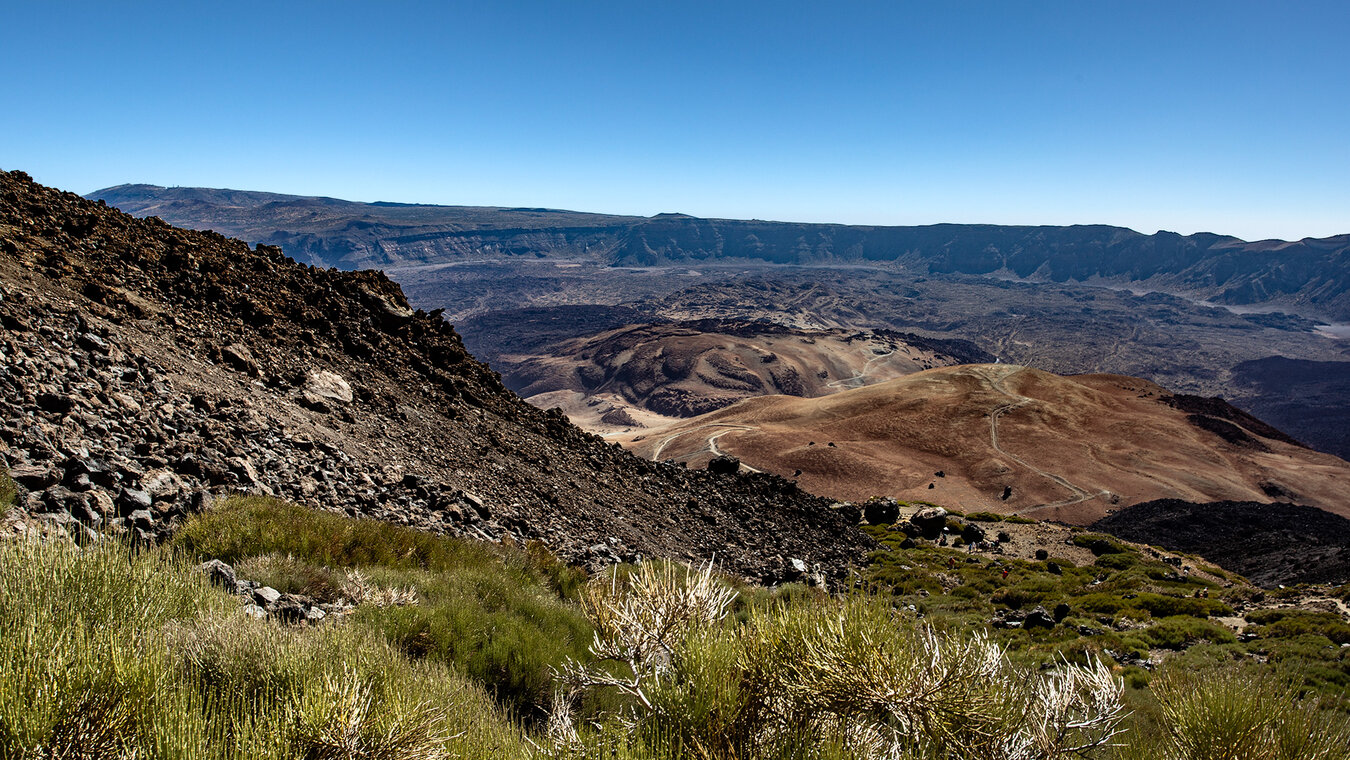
[975,366,1108,514]
[650,423,762,473]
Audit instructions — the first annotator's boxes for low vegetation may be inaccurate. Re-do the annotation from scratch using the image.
[2,495,1349,758]
[0,469,15,508]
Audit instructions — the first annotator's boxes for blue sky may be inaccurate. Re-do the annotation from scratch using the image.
[3,1,1347,241]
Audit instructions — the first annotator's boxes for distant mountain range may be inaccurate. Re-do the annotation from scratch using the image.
[91,184,1350,322]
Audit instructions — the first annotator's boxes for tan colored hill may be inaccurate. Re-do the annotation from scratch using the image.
[506,321,981,433]
[618,364,1350,524]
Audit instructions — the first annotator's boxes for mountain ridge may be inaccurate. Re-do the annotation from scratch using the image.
[90,184,1350,321]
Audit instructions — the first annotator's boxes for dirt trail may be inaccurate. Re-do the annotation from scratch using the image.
[651,423,762,473]
[826,348,896,390]
[974,366,1108,514]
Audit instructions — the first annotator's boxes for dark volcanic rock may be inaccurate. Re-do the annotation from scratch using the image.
[910,507,947,540]
[863,498,900,526]
[706,455,740,475]
[0,169,871,582]
[1093,499,1350,587]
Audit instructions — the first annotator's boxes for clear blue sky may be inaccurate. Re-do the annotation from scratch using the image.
[3,1,1347,241]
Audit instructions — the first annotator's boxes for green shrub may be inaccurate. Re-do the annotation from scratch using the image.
[0,469,15,507]
[964,511,1006,522]
[1143,666,1350,759]
[1094,552,1142,570]
[1246,610,1350,645]
[174,497,594,718]
[1073,533,1130,556]
[174,496,583,598]
[0,537,529,759]
[1141,616,1237,650]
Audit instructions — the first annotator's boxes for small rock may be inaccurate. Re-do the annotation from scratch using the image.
[242,604,267,620]
[199,559,238,590]
[77,333,110,354]
[222,344,259,376]
[253,586,282,606]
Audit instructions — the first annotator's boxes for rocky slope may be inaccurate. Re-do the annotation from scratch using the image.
[618,364,1350,524]
[0,169,868,582]
[91,184,1350,321]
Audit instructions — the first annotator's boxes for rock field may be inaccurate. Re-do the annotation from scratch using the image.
[0,169,869,582]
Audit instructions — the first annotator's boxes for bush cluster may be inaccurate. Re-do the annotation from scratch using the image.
[3,496,1349,758]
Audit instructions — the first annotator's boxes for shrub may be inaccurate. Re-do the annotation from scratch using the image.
[1144,666,1350,759]
[0,537,530,759]
[555,573,1129,759]
[1141,616,1237,650]
[174,496,583,598]
[1246,610,1350,646]
[965,511,1006,522]
[1073,534,1130,556]
[0,469,15,507]
[174,496,594,718]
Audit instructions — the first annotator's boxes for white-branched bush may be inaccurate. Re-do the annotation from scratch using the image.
[553,569,1129,760]
[739,599,1126,759]
[553,560,737,717]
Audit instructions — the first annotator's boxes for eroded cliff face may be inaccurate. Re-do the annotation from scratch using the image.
[2,169,869,582]
[93,183,1350,320]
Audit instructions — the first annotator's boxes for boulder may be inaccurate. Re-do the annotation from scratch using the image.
[36,393,76,415]
[961,523,986,544]
[140,468,184,501]
[10,463,60,490]
[1023,606,1056,629]
[910,506,948,540]
[253,586,282,607]
[831,502,862,525]
[118,488,153,514]
[863,498,900,526]
[127,509,155,530]
[305,370,353,404]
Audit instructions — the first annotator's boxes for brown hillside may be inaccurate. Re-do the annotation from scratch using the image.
[0,169,867,581]
[497,320,980,433]
[619,364,1350,524]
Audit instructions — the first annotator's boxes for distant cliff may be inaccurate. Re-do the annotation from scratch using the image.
[91,184,1350,321]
